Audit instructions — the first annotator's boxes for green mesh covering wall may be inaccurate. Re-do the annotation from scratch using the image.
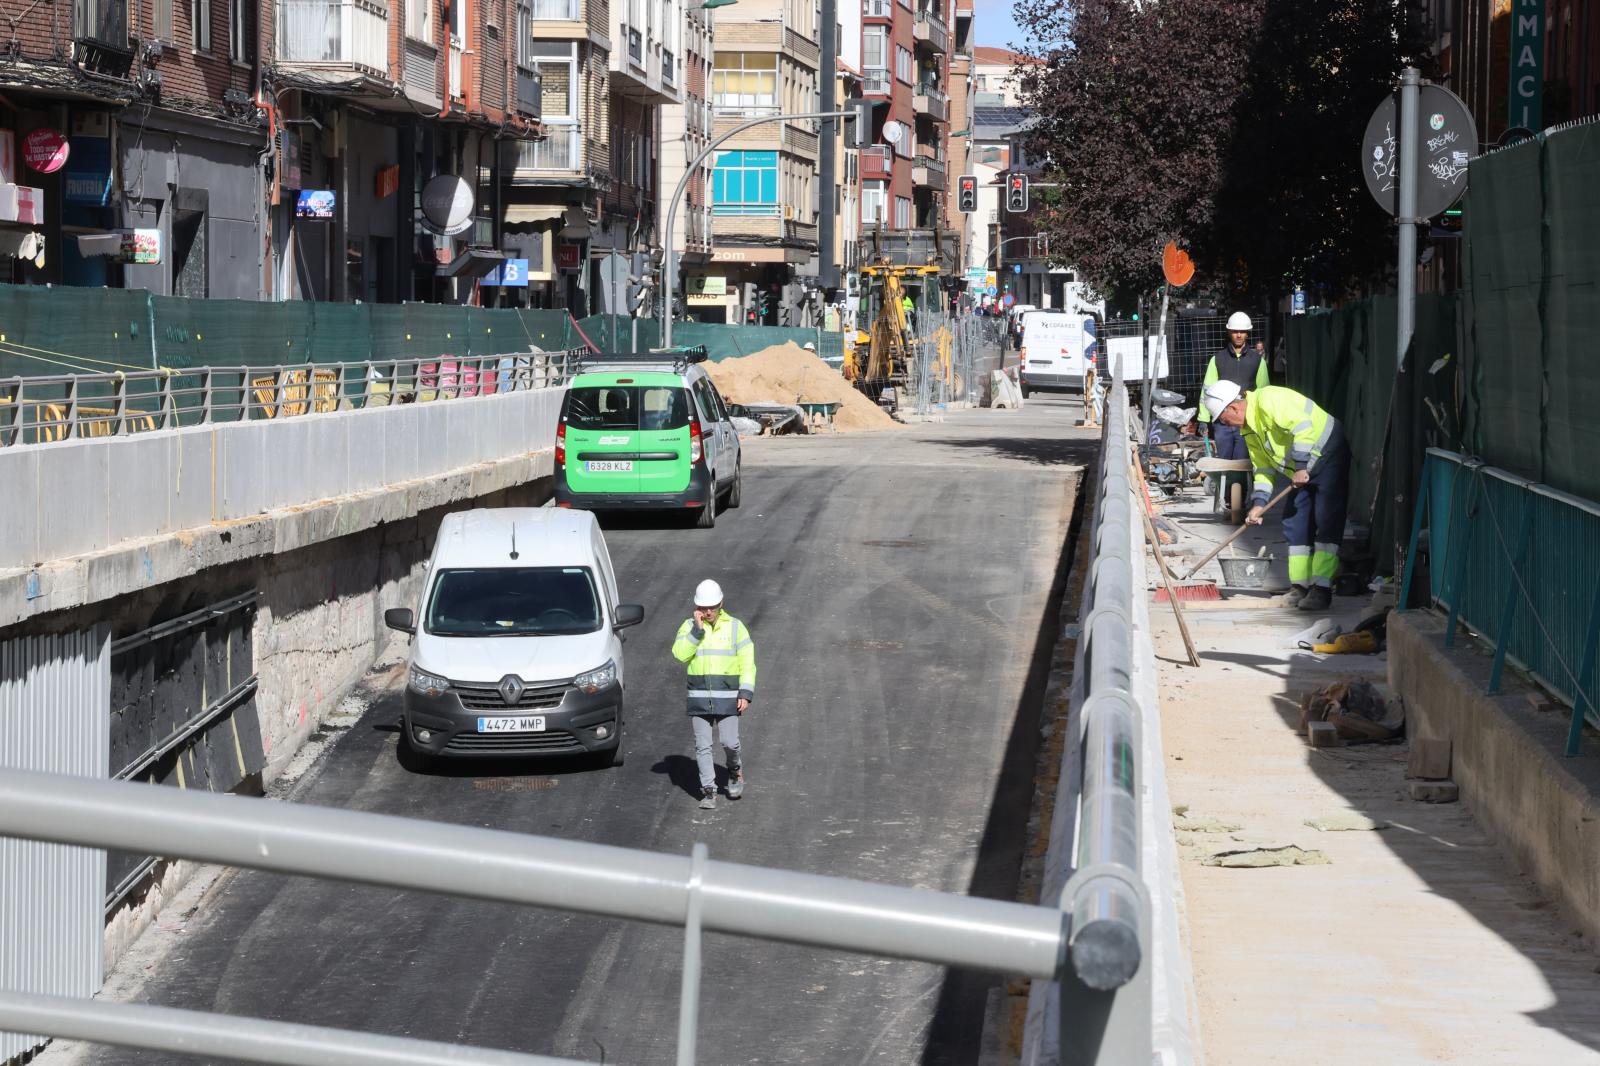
[0,287,157,376]
[1539,121,1600,497]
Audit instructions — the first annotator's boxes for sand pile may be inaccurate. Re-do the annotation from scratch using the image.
[707,343,900,432]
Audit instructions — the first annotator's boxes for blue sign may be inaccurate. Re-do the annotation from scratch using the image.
[1013,263,1022,274]
[483,258,530,287]
[985,285,997,296]
[1292,286,1307,314]
[295,190,336,219]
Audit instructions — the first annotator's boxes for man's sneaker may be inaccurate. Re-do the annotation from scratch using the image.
[1284,584,1309,607]
[698,788,716,810]
[727,770,745,800]
[1298,585,1333,612]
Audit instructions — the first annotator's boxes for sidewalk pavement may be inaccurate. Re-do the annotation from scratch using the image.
[1143,482,1600,1065]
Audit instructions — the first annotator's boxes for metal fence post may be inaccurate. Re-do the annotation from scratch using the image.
[1398,456,1432,611]
[676,842,708,1066]
[1442,469,1481,649]
[1487,495,1533,694]
[1567,589,1600,757]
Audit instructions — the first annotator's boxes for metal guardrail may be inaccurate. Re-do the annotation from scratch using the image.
[0,350,582,447]
[0,767,1068,1065]
[1402,448,1600,755]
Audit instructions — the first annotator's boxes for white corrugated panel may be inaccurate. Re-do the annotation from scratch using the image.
[1,628,109,1062]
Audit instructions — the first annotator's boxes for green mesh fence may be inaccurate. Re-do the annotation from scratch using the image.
[567,315,845,363]
[1540,121,1600,498]
[0,287,156,377]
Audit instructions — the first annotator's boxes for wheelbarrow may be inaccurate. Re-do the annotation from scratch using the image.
[1196,456,1252,524]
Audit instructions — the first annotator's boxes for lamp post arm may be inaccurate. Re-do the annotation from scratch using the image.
[661,109,854,347]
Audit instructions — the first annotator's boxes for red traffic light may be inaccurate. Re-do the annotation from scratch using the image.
[1005,172,1029,213]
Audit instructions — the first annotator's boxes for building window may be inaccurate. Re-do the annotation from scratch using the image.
[863,27,886,70]
[713,51,778,115]
[895,46,912,84]
[894,195,910,229]
[154,0,172,40]
[228,0,253,61]
[713,150,779,215]
[407,0,432,40]
[861,180,886,223]
[530,41,577,120]
[530,0,576,17]
[191,0,210,49]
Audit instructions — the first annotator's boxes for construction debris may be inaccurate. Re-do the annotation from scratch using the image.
[1173,813,1244,833]
[1298,680,1404,743]
[1409,781,1460,803]
[1202,845,1331,868]
[705,343,900,432]
[1304,813,1387,832]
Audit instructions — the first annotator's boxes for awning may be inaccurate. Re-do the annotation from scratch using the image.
[438,248,508,278]
[504,203,566,226]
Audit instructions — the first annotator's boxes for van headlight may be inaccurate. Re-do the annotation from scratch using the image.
[575,660,616,694]
[408,665,450,697]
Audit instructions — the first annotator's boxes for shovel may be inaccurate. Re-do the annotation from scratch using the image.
[1180,484,1295,580]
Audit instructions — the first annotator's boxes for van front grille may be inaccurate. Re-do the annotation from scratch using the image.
[451,681,568,711]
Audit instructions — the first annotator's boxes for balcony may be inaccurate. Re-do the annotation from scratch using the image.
[504,126,582,177]
[73,0,127,48]
[864,0,891,16]
[279,0,390,74]
[912,150,945,186]
[913,6,948,53]
[913,84,948,122]
[860,146,892,181]
[863,68,890,96]
[530,0,577,16]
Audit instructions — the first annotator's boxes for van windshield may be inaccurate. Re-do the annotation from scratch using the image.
[566,386,693,431]
[426,567,601,636]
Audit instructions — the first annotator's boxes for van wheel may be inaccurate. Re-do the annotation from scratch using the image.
[696,500,716,528]
[727,465,743,509]
[610,744,625,767]
[1020,383,1031,399]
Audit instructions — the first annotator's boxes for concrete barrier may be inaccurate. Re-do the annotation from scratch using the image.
[0,387,564,629]
[1389,611,1600,945]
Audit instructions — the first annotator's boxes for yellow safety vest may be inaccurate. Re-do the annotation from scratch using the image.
[1242,386,1338,505]
[672,613,756,717]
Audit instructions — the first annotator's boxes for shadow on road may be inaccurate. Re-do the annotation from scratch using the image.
[651,754,710,798]
[931,435,1100,468]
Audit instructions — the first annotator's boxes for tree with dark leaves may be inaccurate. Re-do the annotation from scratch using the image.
[1015,0,1429,306]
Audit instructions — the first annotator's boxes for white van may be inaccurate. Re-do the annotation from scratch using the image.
[384,508,644,767]
[1019,311,1093,396]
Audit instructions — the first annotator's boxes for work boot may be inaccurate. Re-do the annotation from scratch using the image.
[1284,584,1309,607]
[1298,586,1333,612]
[699,787,717,810]
[727,769,745,800]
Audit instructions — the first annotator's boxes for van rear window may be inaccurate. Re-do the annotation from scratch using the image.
[566,386,692,431]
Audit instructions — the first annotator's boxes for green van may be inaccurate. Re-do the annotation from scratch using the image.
[553,350,743,528]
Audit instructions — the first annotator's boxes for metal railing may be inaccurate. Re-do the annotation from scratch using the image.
[0,351,579,447]
[863,68,891,95]
[0,766,1067,1066]
[1401,448,1600,755]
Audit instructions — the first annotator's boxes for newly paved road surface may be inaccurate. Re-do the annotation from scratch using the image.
[49,394,1096,1066]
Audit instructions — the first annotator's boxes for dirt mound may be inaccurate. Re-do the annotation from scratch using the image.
[706,343,899,432]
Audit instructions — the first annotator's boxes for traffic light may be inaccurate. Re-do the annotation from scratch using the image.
[1005,171,1029,213]
[957,174,977,214]
[847,98,873,150]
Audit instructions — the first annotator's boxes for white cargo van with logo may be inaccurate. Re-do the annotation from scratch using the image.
[384,508,645,767]
[1019,311,1092,396]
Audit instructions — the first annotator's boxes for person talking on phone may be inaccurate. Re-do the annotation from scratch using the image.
[672,579,757,810]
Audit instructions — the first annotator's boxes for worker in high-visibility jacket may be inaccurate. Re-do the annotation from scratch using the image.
[1196,311,1271,460]
[672,579,756,810]
[1202,380,1351,613]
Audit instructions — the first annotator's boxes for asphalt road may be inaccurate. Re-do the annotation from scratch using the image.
[51,391,1095,1066]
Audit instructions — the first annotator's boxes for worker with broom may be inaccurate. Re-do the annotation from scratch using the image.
[1201,380,1351,612]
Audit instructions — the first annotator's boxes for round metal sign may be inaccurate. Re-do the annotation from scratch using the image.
[1361,83,1478,219]
[22,128,69,174]
[421,174,475,235]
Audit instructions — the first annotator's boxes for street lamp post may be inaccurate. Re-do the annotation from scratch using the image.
[660,109,854,347]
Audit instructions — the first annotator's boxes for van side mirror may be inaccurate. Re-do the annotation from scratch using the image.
[613,604,645,630]
[384,608,416,635]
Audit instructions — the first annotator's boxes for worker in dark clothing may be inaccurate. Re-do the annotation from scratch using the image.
[1197,311,1270,461]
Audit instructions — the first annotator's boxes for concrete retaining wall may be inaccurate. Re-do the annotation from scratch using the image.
[1390,611,1600,946]
[0,388,563,629]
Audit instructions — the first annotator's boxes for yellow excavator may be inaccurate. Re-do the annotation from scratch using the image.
[846,223,956,406]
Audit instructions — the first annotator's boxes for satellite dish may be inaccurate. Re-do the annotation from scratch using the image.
[881,120,906,147]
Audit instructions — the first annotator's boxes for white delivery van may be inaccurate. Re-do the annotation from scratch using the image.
[1019,311,1093,396]
[384,508,644,768]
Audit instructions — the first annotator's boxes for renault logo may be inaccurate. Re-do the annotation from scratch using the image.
[498,675,526,706]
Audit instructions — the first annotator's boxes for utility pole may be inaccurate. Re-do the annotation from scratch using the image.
[1394,66,1421,591]
[817,0,838,293]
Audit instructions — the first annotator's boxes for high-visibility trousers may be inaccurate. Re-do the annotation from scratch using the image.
[1281,430,1351,589]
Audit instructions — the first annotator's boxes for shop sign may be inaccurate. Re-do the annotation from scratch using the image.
[279,131,302,191]
[374,163,401,199]
[63,133,112,206]
[118,229,161,264]
[295,189,336,219]
[555,242,582,271]
[687,275,726,297]
[22,129,69,174]
[482,258,529,286]
[421,174,475,235]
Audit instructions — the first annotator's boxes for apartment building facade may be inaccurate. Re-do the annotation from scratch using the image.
[662,1,716,319]
[0,0,546,300]
[942,0,973,274]
[703,0,820,325]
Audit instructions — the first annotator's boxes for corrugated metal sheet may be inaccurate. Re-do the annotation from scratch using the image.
[0,628,110,1062]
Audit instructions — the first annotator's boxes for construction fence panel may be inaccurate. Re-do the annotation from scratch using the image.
[0,287,155,377]
[1539,120,1600,501]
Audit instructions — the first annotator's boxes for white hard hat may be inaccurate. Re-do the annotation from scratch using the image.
[1201,380,1243,420]
[1226,311,1253,332]
[802,342,816,350]
[693,579,724,607]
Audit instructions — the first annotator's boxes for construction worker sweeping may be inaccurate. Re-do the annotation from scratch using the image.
[1197,312,1271,460]
[672,579,756,810]
[1201,381,1351,612]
